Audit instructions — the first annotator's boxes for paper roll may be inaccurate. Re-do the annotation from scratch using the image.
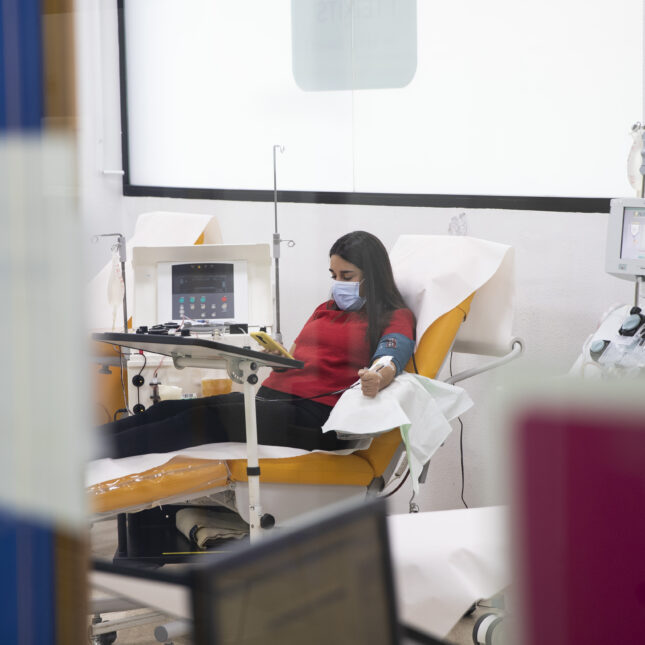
[390,235,515,357]
[158,385,183,400]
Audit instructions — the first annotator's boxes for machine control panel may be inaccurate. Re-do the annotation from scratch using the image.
[172,263,235,320]
[586,305,645,373]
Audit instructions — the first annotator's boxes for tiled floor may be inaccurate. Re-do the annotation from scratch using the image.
[89,519,492,645]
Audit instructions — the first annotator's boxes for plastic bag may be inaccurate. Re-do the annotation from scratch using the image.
[107,247,124,330]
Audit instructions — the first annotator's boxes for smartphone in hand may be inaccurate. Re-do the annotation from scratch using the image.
[250,331,294,360]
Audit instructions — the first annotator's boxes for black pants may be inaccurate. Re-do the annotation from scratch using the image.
[100,387,345,459]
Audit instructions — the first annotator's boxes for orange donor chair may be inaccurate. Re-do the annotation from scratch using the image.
[88,295,474,565]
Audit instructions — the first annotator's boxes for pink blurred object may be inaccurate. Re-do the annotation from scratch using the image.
[514,403,645,645]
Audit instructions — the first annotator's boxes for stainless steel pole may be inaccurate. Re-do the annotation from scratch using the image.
[272,145,284,343]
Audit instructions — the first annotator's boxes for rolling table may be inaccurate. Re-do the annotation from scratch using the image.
[93,332,303,542]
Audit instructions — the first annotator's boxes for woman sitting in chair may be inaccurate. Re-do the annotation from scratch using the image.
[100,231,415,459]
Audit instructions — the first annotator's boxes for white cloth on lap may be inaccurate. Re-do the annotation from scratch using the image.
[322,373,473,491]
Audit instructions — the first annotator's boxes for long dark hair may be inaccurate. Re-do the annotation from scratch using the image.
[329,231,411,356]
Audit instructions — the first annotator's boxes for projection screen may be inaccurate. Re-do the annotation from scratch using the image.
[119,0,644,210]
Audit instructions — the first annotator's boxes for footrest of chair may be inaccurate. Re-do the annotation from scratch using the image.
[88,456,229,514]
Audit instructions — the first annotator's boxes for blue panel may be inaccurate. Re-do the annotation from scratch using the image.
[0,4,6,129]
[17,0,43,129]
[0,0,43,131]
[0,511,55,645]
[0,515,19,643]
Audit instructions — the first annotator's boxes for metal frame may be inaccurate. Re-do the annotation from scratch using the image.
[446,338,524,385]
[114,0,611,215]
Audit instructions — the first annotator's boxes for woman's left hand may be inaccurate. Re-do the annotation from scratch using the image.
[358,368,382,398]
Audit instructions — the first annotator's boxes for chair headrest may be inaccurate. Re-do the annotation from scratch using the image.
[391,235,515,357]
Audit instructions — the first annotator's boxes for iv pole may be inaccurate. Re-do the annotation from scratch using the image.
[272,145,294,344]
[637,131,645,306]
[92,233,128,333]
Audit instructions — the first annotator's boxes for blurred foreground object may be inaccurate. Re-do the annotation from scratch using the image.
[0,0,88,642]
[512,384,645,645]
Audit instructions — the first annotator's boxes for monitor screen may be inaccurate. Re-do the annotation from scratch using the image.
[192,500,399,645]
[620,206,645,262]
[171,263,235,320]
[156,259,248,324]
[605,198,645,280]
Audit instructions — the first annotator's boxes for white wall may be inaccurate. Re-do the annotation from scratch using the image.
[77,1,639,513]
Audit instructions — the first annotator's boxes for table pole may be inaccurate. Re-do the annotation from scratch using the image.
[241,361,262,542]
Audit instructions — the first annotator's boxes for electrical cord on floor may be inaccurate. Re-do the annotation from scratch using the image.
[450,351,468,508]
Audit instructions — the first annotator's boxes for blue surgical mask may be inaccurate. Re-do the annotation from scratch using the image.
[332,280,366,311]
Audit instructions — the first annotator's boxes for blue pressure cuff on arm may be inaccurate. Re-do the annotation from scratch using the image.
[371,333,415,376]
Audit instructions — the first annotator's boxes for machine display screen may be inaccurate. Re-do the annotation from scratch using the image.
[171,263,234,320]
[620,207,645,261]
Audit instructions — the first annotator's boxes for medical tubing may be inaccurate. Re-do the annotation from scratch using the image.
[96,403,111,424]
[383,469,411,498]
[257,357,408,404]
[378,355,419,495]
[255,383,359,403]
[383,349,448,500]
[383,354,417,499]
[153,356,166,377]
[458,416,468,508]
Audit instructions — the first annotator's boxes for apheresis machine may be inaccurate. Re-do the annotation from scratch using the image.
[96,240,290,537]
[573,198,645,377]
[124,243,275,409]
